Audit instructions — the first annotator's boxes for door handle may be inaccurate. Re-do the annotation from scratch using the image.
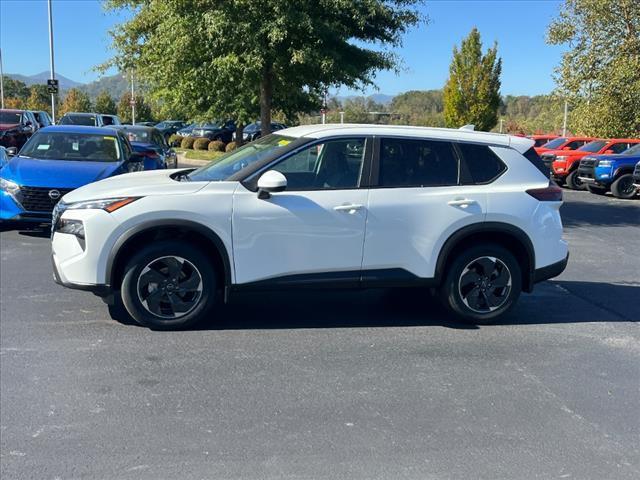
[334,204,364,213]
[447,198,477,207]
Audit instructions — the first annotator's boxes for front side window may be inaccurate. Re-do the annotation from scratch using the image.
[20,132,121,162]
[272,138,366,190]
[565,140,587,150]
[378,138,458,187]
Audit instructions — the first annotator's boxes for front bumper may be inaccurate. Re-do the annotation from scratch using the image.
[52,254,112,296]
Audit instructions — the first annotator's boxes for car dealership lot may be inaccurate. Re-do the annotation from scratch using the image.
[1,190,639,479]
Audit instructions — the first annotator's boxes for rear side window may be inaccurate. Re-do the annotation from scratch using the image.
[522,147,549,176]
[566,140,587,150]
[379,138,458,187]
[457,142,507,184]
[610,142,631,154]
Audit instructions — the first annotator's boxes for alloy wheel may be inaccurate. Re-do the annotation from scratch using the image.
[458,256,512,313]
[136,256,203,319]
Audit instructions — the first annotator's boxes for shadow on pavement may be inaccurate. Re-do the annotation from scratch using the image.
[109,280,638,331]
[561,199,640,228]
[0,221,51,238]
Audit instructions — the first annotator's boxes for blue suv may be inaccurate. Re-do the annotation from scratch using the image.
[1,125,147,223]
[577,143,640,199]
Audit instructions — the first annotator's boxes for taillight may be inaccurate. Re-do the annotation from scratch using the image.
[526,182,563,202]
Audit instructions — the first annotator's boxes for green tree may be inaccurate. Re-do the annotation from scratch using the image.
[94,90,117,115]
[1,77,30,100]
[104,0,424,138]
[443,28,502,131]
[26,84,51,112]
[117,91,153,124]
[59,88,93,115]
[548,0,640,137]
[390,90,445,126]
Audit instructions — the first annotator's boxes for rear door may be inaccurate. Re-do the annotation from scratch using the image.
[361,137,492,280]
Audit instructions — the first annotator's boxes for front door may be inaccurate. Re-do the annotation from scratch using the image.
[232,137,370,285]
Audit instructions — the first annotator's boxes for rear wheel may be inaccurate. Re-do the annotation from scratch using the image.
[586,185,607,196]
[439,244,522,324]
[610,174,637,199]
[120,241,217,329]
[565,170,586,190]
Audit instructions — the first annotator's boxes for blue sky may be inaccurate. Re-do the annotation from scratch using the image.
[0,0,565,96]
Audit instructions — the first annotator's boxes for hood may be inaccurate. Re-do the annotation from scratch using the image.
[0,123,20,132]
[590,152,640,163]
[61,168,209,203]
[0,156,123,188]
[542,149,587,158]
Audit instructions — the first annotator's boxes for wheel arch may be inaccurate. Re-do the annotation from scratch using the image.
[435,222,536,293]
[106,220,231,292]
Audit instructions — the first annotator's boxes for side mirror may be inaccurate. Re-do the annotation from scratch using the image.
[6,147,17,157]
[604,149,614,154]
[257,170,287,199]
[562,146,571,150]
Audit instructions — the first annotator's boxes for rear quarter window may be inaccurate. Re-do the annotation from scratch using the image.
[457,142,507,184]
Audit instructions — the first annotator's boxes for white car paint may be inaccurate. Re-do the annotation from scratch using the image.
[52,124,567,294]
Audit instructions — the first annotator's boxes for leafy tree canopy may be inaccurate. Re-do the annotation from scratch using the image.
[59,88,93,115]
[443,28,502,131]
[117,91,153,124]
[103,0,425,136]
[94,90,118,115]
[547,0,640,137]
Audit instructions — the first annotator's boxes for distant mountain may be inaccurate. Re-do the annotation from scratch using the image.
[337,93,395,105]
[80,74,131,100]
[6,72,82,90]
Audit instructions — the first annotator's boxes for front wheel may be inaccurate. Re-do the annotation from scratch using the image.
[120,241,217,329]
[439,244,522,324]
[610,174,637,199]
[565,170,586,190]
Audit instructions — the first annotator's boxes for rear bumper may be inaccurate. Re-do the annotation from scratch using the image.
[533,253,569,284]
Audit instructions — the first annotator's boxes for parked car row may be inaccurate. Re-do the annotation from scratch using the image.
[1,123,178,223]
[529,133,640,198]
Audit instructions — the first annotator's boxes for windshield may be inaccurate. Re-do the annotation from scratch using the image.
[578,140,607,152]
[189,134,296,182]
[196,123,220,130]
[20,131,122,162]
[0,111,21,124]
[59,115,97,126]
[542,137,567,149]
[623,143,640,155]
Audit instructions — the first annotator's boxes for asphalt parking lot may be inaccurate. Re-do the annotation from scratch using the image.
[1,190,639,480]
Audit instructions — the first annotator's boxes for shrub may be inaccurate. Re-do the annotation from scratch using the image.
[225,141,238,152]
[208,140,225,152]
[168,134,182,147]
[180,136,196,149]
[193,137,211,150]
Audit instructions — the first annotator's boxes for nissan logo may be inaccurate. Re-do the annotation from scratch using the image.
[48,189,61,200]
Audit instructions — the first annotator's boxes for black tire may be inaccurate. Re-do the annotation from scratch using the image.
[610,174,637,199]
[438,244,522,324]
[120,240,217,330]
[586,185,607,196]
[565,170,586,190]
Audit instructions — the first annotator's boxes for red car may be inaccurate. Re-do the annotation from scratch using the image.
[535,136,594,155]
[0,109,39,151]
[529,134,559,148]
[547,138,640,189]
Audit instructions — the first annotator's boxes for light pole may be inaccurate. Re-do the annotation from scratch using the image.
[339,111,344,124]
[130,71,136,125]
[499,118,504,134]
[0,48,5,109]
[562,99,568,136]
[47,0,56,122]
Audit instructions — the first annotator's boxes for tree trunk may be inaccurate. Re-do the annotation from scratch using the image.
[235,123,245,146]
[260,67,273,135]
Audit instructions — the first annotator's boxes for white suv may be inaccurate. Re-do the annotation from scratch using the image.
[51,125,569,329]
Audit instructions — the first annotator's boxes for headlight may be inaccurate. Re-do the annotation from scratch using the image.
[0,178,20,196]
[66,197,140,213]
[56,218,85,239]
[597,160,613,168]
